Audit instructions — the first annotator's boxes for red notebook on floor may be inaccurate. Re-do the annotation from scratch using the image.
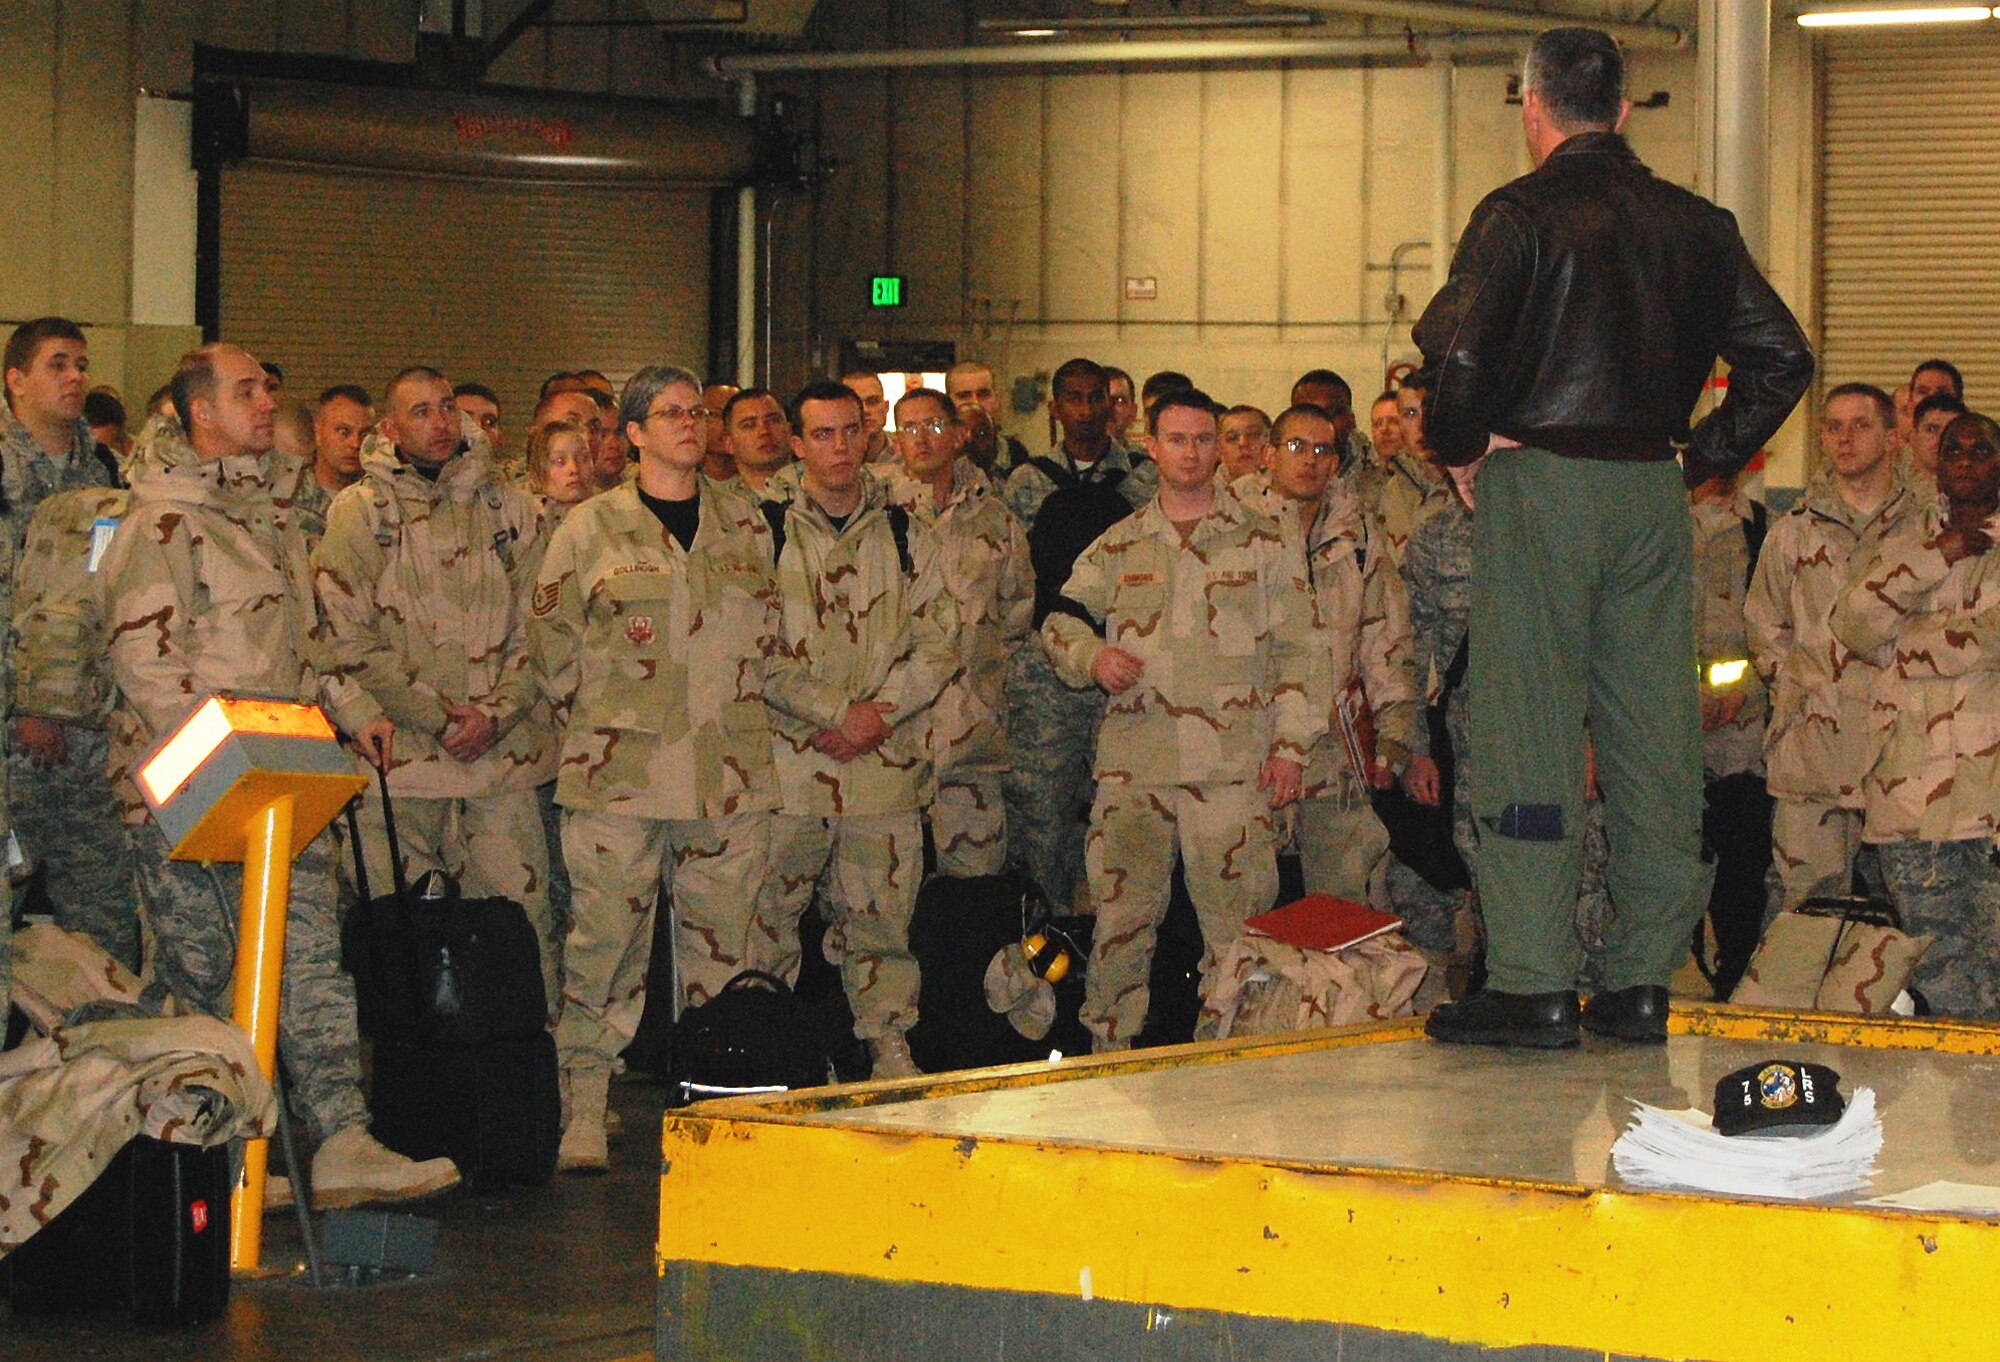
[1244,895,1403,954]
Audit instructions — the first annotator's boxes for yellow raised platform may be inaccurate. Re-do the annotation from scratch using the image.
[658,1005,2000,1361]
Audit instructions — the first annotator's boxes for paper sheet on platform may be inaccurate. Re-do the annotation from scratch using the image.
[1861,1180,2000,1216]
[1611,1087,1881,1199]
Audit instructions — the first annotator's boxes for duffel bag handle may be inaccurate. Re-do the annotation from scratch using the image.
[717,969,794,996]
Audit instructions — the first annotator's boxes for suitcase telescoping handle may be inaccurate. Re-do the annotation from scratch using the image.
[346,762,429,1011]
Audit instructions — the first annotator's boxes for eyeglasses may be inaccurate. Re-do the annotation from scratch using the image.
[896,417,956,437]
[1281,437,1340,460]
[644,404,711,425]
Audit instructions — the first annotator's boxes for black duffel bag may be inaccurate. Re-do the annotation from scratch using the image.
[666,970,834,1107]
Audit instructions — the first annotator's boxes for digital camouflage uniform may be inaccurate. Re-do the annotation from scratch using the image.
[1833,504,2000,1018]
[530,477,782,1073]
[274,454,339,553]
[885,460,1034,877]
[99,424,367,1143]
[1691,489,1774,995]
[1001,446,1157,909]
[1747,472,1917,913]
[1043,489,1330,1048]
[747,467,958,1046]
[313,432,560,1011]
[1238,474,1418,910]
[2,412,129,969]
[10,485,137,968]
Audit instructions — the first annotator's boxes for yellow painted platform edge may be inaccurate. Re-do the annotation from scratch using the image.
[660,1111,1998,1362]
[660,1005,2000,1361]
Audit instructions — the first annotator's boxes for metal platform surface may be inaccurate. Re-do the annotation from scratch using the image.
[657,1007,2000,1362]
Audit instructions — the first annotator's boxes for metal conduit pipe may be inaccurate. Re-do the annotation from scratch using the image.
[714,34,1527,77]
[1263,0,1687,49]
[734,74,758,387]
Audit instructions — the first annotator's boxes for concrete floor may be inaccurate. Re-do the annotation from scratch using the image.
[0,1078,665,1362]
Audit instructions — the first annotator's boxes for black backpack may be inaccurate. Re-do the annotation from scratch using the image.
[1024,457,1139,627]
[667,970,835,1107]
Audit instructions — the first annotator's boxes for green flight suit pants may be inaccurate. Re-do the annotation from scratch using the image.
[1469,448,1713,995]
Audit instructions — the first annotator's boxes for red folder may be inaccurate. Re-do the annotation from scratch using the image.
[1244,894,1403,953]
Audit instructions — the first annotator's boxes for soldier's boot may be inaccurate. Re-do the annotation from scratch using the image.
[869,1033,920,1080]
[558,1067,612,1174]
[311,1124,461,1210]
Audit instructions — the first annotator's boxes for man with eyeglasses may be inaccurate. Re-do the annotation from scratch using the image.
[1233,404,1418,909]
[314,365,561,1013]
[747,381,958,1079]
[1043,389,1329,1050]
[530,364,781,1171]
[719,388,793,494]
[885,388,1033,878]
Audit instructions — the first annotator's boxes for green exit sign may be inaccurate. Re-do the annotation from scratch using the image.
[870,275,905,308]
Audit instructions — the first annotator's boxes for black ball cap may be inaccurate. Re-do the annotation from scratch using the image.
[1713,1060,1846,1136]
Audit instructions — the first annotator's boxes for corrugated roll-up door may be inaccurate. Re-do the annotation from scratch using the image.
[220,161,710,423]
[1820,27,2000,398]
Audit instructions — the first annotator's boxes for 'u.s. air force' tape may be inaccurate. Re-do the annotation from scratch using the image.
[1713,1060,1845,1136]
[87,517,120,574]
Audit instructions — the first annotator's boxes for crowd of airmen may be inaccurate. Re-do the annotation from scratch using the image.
[2,313,1997,1204]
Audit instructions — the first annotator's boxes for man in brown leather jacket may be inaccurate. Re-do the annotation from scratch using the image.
[1415,27,1813,1048]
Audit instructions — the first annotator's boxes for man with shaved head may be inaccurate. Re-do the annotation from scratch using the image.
[314,365,561,1013]
[101,343,459,1209]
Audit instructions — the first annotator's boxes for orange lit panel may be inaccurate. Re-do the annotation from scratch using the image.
[215,696,338,741]
[138,697,234,806]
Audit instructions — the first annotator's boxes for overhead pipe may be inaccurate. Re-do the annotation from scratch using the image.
[1699,0,1769,266]
[1254,0,1687,49]
[1431,58,1457,301]
[714,34,1529,77]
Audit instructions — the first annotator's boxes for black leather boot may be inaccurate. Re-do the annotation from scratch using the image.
[1425,988,1579,1049]
[1581,985,1670,1043]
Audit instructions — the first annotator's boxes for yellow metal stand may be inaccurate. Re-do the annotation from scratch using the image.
[227,794,295,1275]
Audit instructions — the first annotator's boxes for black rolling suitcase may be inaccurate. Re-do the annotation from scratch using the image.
[905,873,1092,1073]
[370,1031,560,1186]
[340,769,558,1189]
[5,1135,232,1326]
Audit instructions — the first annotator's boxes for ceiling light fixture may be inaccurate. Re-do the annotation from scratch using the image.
[1796,5,1992,26]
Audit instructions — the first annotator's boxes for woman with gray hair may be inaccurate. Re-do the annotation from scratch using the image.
[528,363,785,1172]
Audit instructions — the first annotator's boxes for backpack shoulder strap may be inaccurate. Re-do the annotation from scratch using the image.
[1027,456,1075,489]
[759,499,788,564]
[483,484,517,571]
[885,503,913,576]
[1742,499,1769,588]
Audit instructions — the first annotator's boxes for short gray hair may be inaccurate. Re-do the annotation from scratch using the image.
[1522,27,1624,133]
[618,364,703,432]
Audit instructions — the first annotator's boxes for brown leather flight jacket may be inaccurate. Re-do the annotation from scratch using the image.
[1414,132,1813,485]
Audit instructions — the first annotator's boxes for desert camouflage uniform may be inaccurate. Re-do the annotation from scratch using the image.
[530,478,782,1070]
[885,460,1034,876]
[1747,472,1917,912]
[3,413,127,968]
[0,501,16,1020]
[313,432,560,1010]
[1376,449,1455,571]
[10,486,137,968]
[746,468,958,1045]
[1044,489,1330,1047]
[1001,446,1157,908]
[99,424,367,1142]
[1239,475,1419,909]
[1833,504,2000,1017]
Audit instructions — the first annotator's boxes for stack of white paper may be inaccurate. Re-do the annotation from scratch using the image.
[1611,1087,1881,1199]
